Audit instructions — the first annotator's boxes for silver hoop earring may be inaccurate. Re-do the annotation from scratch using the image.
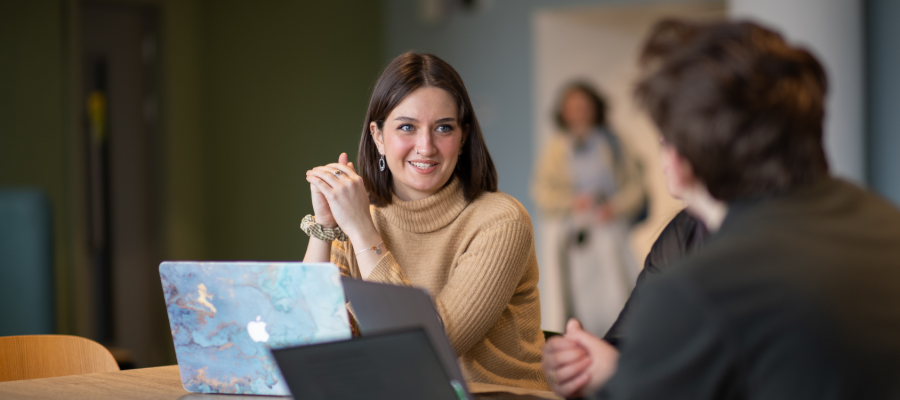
[379,154,386,171]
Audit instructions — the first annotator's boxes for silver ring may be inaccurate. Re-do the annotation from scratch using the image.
[333,170,343,177]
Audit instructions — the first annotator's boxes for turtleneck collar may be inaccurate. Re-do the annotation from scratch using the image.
[380,177,468,233]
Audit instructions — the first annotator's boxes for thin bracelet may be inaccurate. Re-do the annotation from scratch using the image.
[355,241,384,256]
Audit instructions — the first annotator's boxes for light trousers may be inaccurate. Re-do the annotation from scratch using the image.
[538,216,639,336]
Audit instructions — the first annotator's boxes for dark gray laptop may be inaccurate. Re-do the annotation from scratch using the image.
[271,328,466,400]
[338,278,550,400]
[340,277,470,392]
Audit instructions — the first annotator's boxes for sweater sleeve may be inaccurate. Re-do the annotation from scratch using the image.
[330,240,360,279]
[607,143,646,220]
[365,251,412,286]
[366,220,533,357]
[531,135,573,215]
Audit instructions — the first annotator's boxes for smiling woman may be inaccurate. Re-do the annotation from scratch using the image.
[301,52,549,390]
[371,87,462,201]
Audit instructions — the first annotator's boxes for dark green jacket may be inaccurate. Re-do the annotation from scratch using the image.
[598,178,900,400]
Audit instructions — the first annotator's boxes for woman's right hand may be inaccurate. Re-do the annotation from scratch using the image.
[310,179,336,228]
[309,153,353,229]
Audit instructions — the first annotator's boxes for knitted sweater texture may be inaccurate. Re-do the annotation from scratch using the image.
[331,178,549,390]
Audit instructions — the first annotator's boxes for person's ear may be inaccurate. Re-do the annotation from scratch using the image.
[370,121,384,155]
[671,150,697,188]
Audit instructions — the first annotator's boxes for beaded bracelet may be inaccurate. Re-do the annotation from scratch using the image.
[300,214,348,242]
[355,241,384,256]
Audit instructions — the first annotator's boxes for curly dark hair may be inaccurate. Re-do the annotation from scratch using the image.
[636,19,829,201]
[554,82,608,131]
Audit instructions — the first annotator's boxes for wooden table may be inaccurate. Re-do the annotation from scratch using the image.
[0,365,563,399]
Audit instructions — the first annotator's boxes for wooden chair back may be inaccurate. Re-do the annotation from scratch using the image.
[0,335,119,382]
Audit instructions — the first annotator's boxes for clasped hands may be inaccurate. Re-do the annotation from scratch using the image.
[305,153,376,242]
[542,319,620,398]
[572,194,615,223]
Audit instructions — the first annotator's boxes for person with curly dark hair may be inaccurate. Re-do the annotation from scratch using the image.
[532,82,646,337]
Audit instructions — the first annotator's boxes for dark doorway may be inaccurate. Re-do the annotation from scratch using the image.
[81,1,166,369]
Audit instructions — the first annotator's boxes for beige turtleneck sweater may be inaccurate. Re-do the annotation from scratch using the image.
[330,178,549,390]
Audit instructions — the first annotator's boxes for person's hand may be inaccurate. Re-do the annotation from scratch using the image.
[543,331,592,397]
[307,155,344,229]
[596,203,614,223]
[573,194,593,212]
[305,153,373,238]
[565,318,620,396]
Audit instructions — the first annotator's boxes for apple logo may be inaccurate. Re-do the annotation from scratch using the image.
[247,315,270,343]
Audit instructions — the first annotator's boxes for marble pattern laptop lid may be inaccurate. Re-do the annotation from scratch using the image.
[160,261,351,395]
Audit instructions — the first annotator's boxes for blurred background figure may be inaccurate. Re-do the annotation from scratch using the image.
[532,83,645,336]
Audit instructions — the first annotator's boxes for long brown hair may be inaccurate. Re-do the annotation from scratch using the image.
[358,52,498,206]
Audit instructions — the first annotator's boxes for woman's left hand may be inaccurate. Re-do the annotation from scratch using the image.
[305,153,376,240]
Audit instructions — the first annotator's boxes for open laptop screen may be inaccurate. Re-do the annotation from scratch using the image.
[340,276,469,388]
[160,261,351,395]
[272,328,464,400]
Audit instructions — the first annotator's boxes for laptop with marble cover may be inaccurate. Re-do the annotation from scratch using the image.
[159,261,351,396]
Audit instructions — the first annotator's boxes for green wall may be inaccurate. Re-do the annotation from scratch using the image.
[0,1,72,333]
[162,0,205,262]
[199,0,383,261]
[0,0,383,340]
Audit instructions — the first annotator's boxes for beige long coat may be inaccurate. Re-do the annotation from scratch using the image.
[531,131,645,333]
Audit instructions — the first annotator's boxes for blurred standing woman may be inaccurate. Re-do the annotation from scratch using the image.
[532,83,645,336]
[302,52,549,390]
